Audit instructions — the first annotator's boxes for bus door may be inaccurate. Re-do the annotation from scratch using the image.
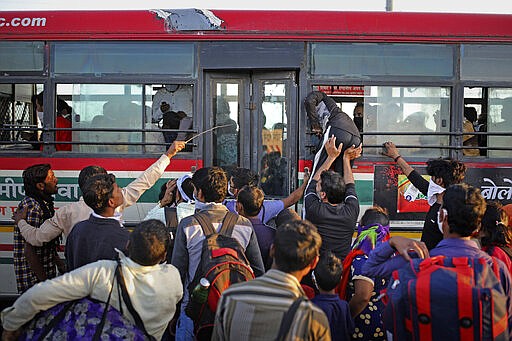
[204,71,298,197]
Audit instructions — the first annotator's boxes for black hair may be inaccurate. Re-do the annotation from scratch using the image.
[314,251,342,292]
[192,167,227,203]
[78,166,107,192]
[443,183,486,237]
[319,170,346,204]
[464,106,478,123]
[128,219,170,266]
[82,173,116,214]
[275,208,301,229]
[22,163,51,199]
[231,168,259,190]
[480,201,512,247]
[361,206,389,227]
[274,220,321,273]
[237,185,264,217]
[426,158,466,188]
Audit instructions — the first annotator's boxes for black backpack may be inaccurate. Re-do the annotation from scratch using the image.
[185,211,255,340]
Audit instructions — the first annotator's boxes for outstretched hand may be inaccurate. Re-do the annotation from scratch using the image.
[325,136,343,159]
[389,236,429,261]
[166,141,186,158]
[382,141,400,160]
[12,206,28,225]
[344,144,362,160]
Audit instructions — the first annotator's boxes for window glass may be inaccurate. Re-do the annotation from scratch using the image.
[313,85,450,157]
[310,43,453,78]
[57,83,194,154]
[461,45,512,81]
[0,83,42,150]
[213,82,239,167]
[53,42,195,76]
[0,42,44,72]
[488,88,512,158]
[260,82,288,197]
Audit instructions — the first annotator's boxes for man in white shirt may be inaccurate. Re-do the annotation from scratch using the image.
[1,219,183,341]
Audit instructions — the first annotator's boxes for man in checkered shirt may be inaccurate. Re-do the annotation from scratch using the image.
[13,164,63,293]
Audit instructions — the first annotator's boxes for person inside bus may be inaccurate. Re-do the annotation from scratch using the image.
[304,91,361,179]
[463,106,480,156]
[353,102,364,132]
[475,112,488,156]
[382,141,466,250]
[33,92,72,152]
[12,140,186,248]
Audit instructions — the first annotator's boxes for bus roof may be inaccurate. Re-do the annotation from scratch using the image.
[1,9,512,42]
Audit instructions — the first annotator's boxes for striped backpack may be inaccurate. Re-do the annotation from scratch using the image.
[382,256,509,341]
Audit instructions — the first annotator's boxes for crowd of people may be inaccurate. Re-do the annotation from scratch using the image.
[2,92,512,341]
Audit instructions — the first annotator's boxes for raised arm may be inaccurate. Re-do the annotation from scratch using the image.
[382,141,414,177]
[121,140,186,210]
[14,206,68,246]
[281,172,310,208]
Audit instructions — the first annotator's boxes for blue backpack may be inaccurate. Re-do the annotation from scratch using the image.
[382,256,509,341]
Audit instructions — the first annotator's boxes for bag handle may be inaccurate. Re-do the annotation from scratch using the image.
[92,265,117,341]
[219,211,238,237]
[194,212,216,236]
[275,296,306,341]
[115,258,155,340]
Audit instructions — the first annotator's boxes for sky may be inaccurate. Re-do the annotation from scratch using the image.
[1,0,512,13]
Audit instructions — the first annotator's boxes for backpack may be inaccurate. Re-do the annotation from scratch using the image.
[185,211,255,340]
[382,255,509,341]
[20,260,155,341]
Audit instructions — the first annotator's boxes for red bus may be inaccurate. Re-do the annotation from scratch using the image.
[1,9,512,294]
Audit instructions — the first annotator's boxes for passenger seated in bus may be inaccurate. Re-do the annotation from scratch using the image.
[12,141,186,247]
[382,141,466,250]
[463,106,479,156]
[33,93,72,151]
[353,102,364,132]
[304,91,361,179]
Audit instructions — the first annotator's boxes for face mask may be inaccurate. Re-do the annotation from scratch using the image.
[437,208,447,234]
[354,117,363,131]
[37,111,44,124]
[194,193,208,211]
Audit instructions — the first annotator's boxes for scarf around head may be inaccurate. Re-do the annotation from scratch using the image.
[337,223,391,300]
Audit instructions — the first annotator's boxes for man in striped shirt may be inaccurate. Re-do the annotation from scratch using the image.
[212,220,331,341]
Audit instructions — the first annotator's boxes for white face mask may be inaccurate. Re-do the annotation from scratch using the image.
[437,208,447,234]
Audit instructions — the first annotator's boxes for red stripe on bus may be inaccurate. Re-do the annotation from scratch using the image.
[0,244,13,251]
[0,157,202,172]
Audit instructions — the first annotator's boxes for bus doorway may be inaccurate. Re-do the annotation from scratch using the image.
[204,71,298,197]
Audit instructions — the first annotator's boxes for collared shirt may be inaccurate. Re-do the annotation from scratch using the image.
[363,238,512,335]
[13,197,58,293]
[212,269,331,341]
[1,250,183,340]
[18,154,171,246]
[225,199,284,225]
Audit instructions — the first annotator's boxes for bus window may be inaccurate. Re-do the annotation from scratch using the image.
[488,88,512,158]
[0,83,42,151]
[213,82,239,168]
[260,82,288,197]
[57,84,194,154]
[314,85,450,157]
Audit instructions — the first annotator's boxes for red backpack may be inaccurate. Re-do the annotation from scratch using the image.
[185,211,255,340]
[382,256,509,341]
